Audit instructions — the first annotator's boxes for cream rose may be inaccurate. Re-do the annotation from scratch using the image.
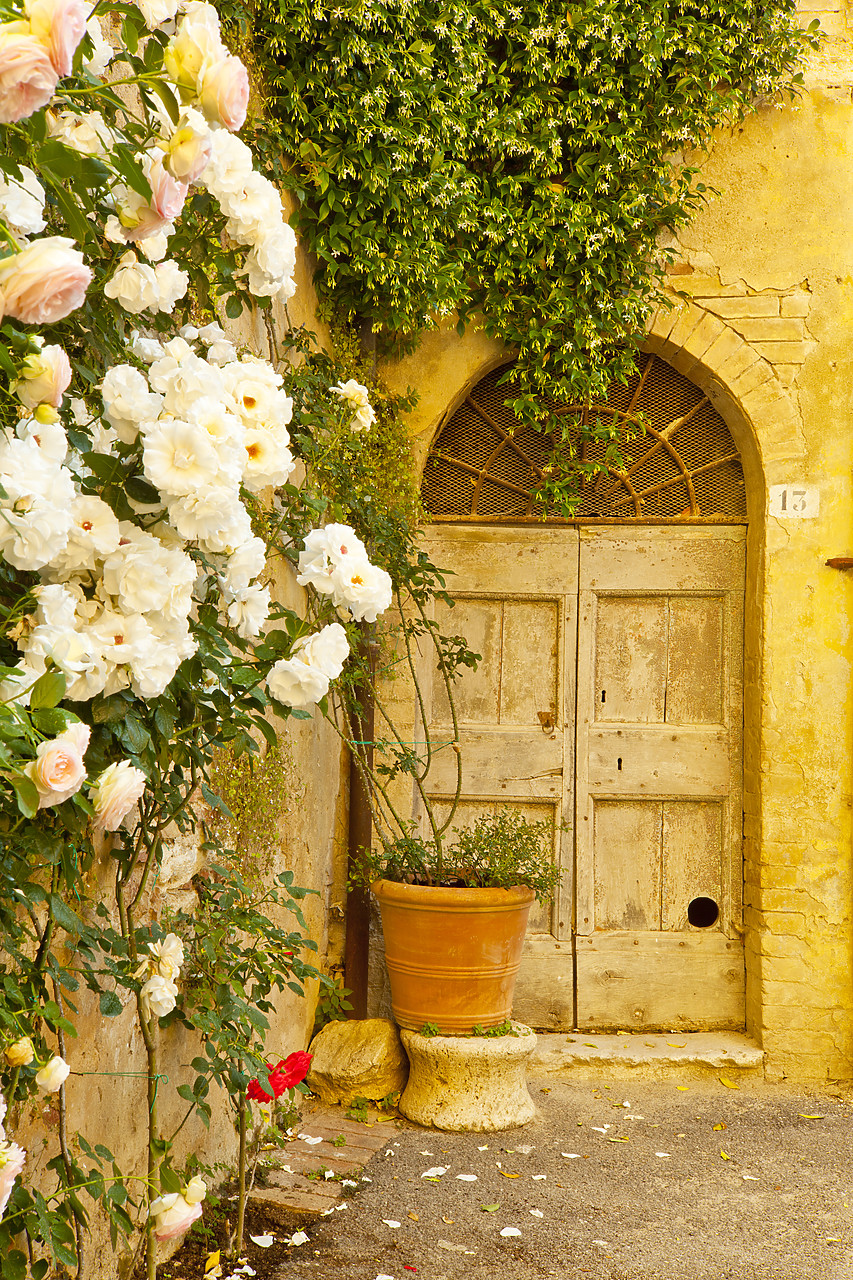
[90,759,147,831]
[150,1190,203,1241]
[165,114,212,184]
[14,343,72,410]
[4,1037,34,1067]
[199,55,249,132]
[0,237,92,324]
[35,1055,70,1092]
[24,721,90,808]
[0,31,58,124]
[26,0,88,76]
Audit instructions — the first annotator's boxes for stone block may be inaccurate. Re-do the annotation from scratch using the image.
[703,295,780,318]
[780,292,812,318]
[727,317,804,344]
[307,1018,408,1104]
[399,1024,537,1131]
[753,342,809,365]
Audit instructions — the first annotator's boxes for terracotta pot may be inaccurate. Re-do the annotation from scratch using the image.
[371,879,534,1034]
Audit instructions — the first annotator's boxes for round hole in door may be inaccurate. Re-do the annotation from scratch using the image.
[687,896,720,928]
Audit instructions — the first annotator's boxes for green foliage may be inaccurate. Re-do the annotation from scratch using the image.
[247,0,817,411]
[365,809,560,897]
[472,1020,519,1038]
[419,1022,440,1038]
[312,972,353,1038]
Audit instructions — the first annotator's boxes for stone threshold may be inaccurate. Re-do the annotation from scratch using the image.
[530,1030,764,1080]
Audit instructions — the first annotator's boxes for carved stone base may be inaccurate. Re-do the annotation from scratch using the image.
[398,1023,537,1131]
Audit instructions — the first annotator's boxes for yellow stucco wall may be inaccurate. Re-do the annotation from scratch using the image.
[380,5,853,1082]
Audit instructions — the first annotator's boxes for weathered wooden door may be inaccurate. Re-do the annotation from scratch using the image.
[420,523,745,1032]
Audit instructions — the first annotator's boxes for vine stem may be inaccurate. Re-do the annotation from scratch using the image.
[51,978,85,1278]
[235,1091,248,1256]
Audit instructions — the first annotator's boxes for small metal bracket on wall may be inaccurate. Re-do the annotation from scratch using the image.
[826,558,853,569]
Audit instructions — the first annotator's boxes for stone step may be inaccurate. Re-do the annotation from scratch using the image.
[531,1030,764,1080]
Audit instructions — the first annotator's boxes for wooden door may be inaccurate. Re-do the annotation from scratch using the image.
[420,526,578,1028]
[574,526,745,1030]
[415,523,745,1032]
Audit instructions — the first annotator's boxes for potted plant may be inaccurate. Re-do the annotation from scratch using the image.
[363,810,559,1035]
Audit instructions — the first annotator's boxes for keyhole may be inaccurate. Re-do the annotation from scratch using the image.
[617,757,622,771]
[601,690,606,703]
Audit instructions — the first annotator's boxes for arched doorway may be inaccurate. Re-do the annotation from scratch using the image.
[418,355,747,1031]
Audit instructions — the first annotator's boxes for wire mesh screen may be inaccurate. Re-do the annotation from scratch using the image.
[421,356,747,522]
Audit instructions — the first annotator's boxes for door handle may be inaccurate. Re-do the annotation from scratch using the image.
[537,710,555,733]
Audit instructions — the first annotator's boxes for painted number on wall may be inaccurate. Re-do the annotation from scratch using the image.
[769,484,820,518]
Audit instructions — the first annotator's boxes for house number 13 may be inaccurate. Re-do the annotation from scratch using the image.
[769,484,820,518]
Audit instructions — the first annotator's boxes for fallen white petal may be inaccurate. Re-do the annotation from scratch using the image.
[500,1227,522,1237]
[419,1150,433,1156]
[383,1221,401,1229]
[593,1239,609,1247]
[361,1176,372,1183]
[591,1126,610,1134]
[298,1134,324,1146]
[456,1174,478,1181]
[532,1174,547,1181]
[562,1153,581,1159]
[477,1144,489,1150]
[278,1164,294,1174]
[336,1203,348,1211]
[655,1152,671,1159]
[622,1101,631,1108]
[290,1231,309,1246]
[529,1208,544,1217]
[626,1115,646,1121]
[375,1274,395,1279]
[323,1170,335,1179]
[743,1174,760,1180]
[342,1179,357,1188]
[249,1235,274,1248]
[422,1166,448,1177]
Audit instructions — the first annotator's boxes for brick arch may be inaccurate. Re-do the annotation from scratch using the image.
[644,299,806,523]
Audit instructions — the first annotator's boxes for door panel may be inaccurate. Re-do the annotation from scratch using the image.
[412,522,745,1032]
[575,525,745,1031]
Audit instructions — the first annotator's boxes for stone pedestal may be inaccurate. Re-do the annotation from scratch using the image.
[399,1023,537,1131]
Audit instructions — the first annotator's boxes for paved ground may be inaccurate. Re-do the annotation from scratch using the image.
[258,1077,853,1280]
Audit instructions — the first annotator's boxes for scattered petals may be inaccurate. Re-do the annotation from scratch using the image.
[481,1204,500,1213]
[562,1153,581,1159]
[719,1075,740,1089]
[408,1212,419,1221]
[498,1170,520,1178]
[456,1174,477,1181]
[720,1151,731,1161]
[419,1150,433,1156]
[743,1174,759,1180]
[249,1235,274,1248]
[422,1167,447,1178]
[667,1042,687,1048]
[383,1221,401,1229]
[529,1208,544,1217]
[500,1227,522,1237]
[532,1174,546,1180]
[655,1152,671,1159]
[477,1145,489,1151]
[676,1086,689,1092]
[298,1134,324,1145]
[712,1123,727,1132]
[798,1113,824,1119]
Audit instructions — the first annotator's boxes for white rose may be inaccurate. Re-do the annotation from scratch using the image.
[154,259,189,313]
[296,524,368,596]
[183,1176,206,1206]
[140,973,178,1021]
[331,558,393,623]
[35,1056,70,1092]
[148,932,184,980]
[226,583,270,639]
[81,14,112,75]
[222,536,265,591]
[104,251,159,314]
[142,419,222,497]
[47,108,114,156]
[167,488,251,551]
[266,656,329,710]
[101,364,163,442]
[4,1037,34,1068]
[0,164,46,237]
[16,415,68,465]
[134,0,178,28]
[242,427,294,492]
[91,759,147,831]
[296,622,349,679]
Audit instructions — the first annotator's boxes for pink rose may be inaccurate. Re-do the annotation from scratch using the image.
[26,0,88,76]
[24,721,89,808]
[90,759,147,831]
[150,1192,203,1241]
[147,153,188,223]
[0,30,58,124]
[199,56,249,132]
[0,1141,26,1217]
[165,120,212,184]
[0,236,92,324]
[15,343,72,409]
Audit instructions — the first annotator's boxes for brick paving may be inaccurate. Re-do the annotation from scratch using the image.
[248,1105,395,1221]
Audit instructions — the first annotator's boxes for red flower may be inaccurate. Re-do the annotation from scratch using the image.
[246,1051,313,1102]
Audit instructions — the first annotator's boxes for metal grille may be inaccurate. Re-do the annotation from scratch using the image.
[422,356,747,522]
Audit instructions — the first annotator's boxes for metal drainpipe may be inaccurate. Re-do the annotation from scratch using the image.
[344,627,375,1018]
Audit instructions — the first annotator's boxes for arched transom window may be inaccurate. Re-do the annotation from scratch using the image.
[421,354,746,522]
